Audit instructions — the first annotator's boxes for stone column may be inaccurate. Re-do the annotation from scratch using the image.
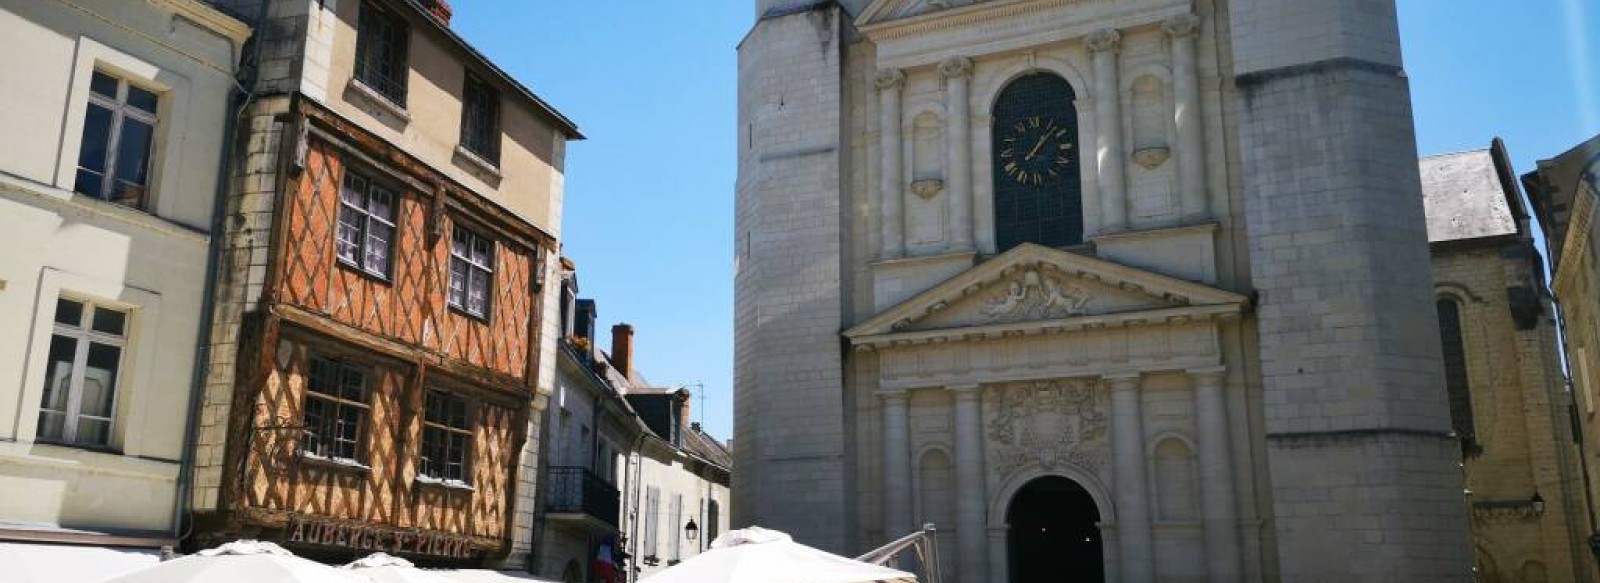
[950,384,987,583]
[876,68,907,259]
[1087,29,1127,234]
[1164,14,1208,222]
[940,57,976,253]
[1107,373,1153,583]
[1190,367,1242,583]
[987,525,1008,583]
[882,390,914,538]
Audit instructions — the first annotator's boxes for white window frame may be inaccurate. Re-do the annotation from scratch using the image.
[337,170,398,279]
[448,225,495,319]
[75,71,159,208]
[38,298,128,447]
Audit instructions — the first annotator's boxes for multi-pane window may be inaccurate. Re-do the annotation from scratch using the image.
[354,1,409,105]
[301,356,370,462]
[337,171,397,278]
[459,73,501,165]
[991,73,1083,251]
[420,391,473,482]
[449,226,495,318]
[37,299,128,448]
[75,71,158,209]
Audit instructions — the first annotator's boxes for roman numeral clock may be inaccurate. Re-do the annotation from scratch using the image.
[999,117,1074,186]
[991,73,1083,251]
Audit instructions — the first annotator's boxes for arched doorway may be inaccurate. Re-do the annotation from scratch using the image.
[1007,476,1103,583]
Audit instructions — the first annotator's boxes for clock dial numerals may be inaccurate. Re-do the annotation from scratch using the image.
[997,116,1074,187]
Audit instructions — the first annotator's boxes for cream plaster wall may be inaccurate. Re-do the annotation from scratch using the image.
[628,444,732,581]
[313,0,566,236]
[0,0,244,533]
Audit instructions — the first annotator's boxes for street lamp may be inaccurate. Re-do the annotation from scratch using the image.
[1531,492,1546,515]
[685,518,700,542]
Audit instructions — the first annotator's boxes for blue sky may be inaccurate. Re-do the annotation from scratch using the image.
[452,1,1598,442]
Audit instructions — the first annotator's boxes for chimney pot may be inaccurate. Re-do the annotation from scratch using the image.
[423,0,452,25]
[611,323,635,379]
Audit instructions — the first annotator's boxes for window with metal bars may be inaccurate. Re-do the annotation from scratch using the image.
[74,71,158,209]
[354,1,409,106]
[336,170,397,279]
[459,73,500,165]
[37,298,128,448]
[449,225,495,319]
[420,390,473,482]
[301,356,370,462]
[991,73,1082,251]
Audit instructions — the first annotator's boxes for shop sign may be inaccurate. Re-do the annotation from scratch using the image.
[286,515,480,559]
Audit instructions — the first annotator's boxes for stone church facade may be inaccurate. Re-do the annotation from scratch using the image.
[733,0,1473,582]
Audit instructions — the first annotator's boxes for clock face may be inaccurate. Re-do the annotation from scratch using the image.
[997,116,1075,187]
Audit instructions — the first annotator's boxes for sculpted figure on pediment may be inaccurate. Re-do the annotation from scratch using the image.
[981,268,1091,323]
[987,379,1108,480]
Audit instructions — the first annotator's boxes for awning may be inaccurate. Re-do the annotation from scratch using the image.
[0,541,160,583]
[433,569,559,582]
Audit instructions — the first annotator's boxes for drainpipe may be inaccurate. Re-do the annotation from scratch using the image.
[173,0,268,542]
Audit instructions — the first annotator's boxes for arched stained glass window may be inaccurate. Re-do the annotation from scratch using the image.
[991,73,1083,251]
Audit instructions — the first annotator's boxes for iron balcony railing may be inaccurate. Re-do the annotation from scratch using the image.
[545,466,621,527]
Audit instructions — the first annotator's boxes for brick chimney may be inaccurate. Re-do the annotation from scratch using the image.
[611,323,634,379]
[422,0,452,25]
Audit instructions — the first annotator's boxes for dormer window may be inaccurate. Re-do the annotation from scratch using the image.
[459,73,501,166]
[355,1,409,106]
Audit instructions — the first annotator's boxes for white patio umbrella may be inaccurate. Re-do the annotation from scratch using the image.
[100,540,365,583]
[343,552,458,583]
[637,527,916,583]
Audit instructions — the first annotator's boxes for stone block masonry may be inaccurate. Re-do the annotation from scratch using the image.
[733,4,853,554]
[1232,0,1473,579]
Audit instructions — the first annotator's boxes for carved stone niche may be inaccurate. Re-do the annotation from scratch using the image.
[1133,146,1171,170]
[911,178,945,199]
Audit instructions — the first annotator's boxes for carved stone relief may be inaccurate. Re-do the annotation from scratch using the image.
[981,268,1091,322]
[987,379,1109,479]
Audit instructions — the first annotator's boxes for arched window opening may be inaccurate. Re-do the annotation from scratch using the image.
[1436,298,1478,454]
[991,73,1083,251]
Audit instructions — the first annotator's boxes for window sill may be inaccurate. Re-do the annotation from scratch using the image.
[448,303,492,324]
[414,475,475,492]
[453,145,503,180]
[347,79,411,123]
[336,257,393,286]
[299,452,372,474]
[33,439,121,456]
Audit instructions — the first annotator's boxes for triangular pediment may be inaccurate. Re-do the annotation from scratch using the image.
[856,0,978,27]
[844,244,1248,339]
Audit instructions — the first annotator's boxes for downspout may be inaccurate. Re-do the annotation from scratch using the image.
[173,0,267,541]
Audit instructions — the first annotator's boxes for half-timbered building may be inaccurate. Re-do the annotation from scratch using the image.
[188,0,579,568]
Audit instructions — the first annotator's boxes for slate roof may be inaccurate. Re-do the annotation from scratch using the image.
[682,425,733,470]
[1421,148,1520,243]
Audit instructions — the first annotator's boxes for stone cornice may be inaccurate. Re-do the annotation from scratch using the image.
[149,0,252,47]
[864,0,1191,70]
[1553,181,1594,298]
[860,0,1098,40]
[850,303,1240,349]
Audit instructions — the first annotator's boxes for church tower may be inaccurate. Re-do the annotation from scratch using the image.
[1227,0,1473,580]
[733,0,856,553]
[733,0,1474,580]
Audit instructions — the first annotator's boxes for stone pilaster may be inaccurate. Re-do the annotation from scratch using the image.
[1108,373,1153,583]
[1190,367,1242,583]
[950,384,987,583]
[987,525,1008,583]
[882,390,913,538]
[1164,14,1208,222]
[877,68,907,259]
[1087,29,1127,233]
[940,57,976,252]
